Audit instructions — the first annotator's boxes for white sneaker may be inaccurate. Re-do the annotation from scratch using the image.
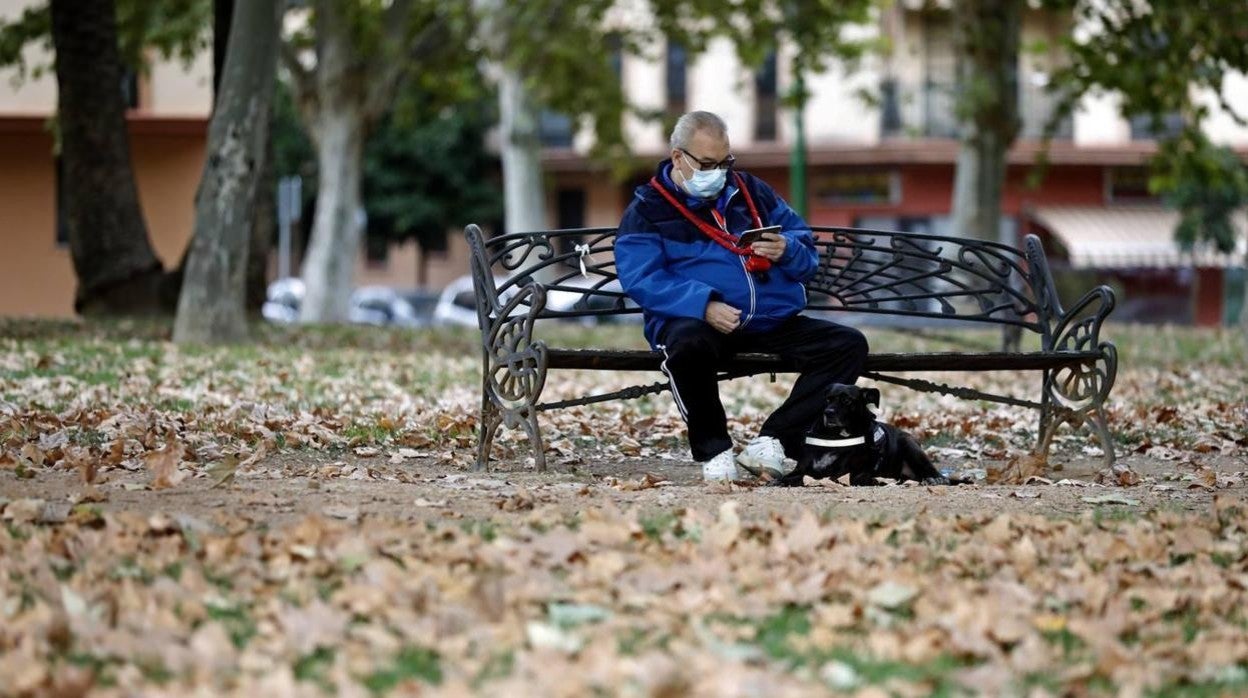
[736,436,789,479]
[700,449,739,481]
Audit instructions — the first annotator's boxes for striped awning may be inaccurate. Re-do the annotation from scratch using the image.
[1029,206,1247,269]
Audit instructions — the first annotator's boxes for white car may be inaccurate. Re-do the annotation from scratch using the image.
[348,286,424,327]
[434,274,641,327]
[262,277,304,324]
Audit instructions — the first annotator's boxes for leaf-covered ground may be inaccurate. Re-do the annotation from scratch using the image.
[1,319,1246,696]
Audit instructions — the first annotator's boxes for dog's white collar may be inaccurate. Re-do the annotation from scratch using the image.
[805,435,866,448]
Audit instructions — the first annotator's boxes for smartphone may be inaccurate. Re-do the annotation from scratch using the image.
[737,225,782,247]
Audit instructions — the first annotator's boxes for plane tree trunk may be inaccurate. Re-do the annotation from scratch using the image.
[50,0,164,315]
[173,0,280,343]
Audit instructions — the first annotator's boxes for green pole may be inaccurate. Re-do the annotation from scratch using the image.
[790,71,808,218]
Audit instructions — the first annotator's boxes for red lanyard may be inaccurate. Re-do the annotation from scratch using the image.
[648,172,771,273]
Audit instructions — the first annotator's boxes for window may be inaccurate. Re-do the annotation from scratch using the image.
[556,188,586,263]
[365,234,389,267]
[879,78,903,137]
[665,40,687,117]
[55,156,69,246]
[815,170,899,205]
[1106,166,1159,203]
[921,12,958,138]
[120,65,139,110]
[606,33,623,80]
[539,110,574,147]
[754,50,778,141]
[1129,113,1184,141]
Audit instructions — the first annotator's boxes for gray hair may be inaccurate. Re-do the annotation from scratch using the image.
[670,111,728,150]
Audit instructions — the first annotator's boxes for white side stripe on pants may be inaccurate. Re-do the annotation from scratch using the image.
[657,344,690,422]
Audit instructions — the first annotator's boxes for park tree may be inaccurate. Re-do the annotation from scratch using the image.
[173,0,280,344]
[1,0,211,315]
[270,79,502,287]
[1045,0,1248,326]
[49,0,167,314]
[282,0,471,323]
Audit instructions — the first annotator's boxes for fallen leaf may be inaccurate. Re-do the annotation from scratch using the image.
[1081,494,1140,506]
[868,581,918,609]
[206,455,240,489]
[144,441,185,490]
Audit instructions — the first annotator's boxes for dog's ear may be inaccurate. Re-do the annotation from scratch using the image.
[861,388,881,413]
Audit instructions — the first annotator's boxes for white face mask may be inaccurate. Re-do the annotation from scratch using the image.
[684,166,727,198]
[678,155,728,198]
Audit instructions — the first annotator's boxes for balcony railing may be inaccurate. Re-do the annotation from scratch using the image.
[881,79,1072,141]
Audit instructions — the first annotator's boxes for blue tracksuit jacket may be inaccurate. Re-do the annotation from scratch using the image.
[614,160,820,348]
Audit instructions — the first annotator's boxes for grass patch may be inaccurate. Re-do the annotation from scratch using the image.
[294,647,336,692]
[363,646,442,694]
[204,600,257,649]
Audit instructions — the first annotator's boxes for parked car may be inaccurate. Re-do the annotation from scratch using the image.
[433,274,641,328]
[543,276,642,325]
[261,277,304,324]
[348,286,425,327]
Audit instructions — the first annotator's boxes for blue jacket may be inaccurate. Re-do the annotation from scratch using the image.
[615,161,819,347]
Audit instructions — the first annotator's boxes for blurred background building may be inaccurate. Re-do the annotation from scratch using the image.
[2,0,1246,323]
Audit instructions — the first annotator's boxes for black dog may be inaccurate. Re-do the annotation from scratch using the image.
[772,384,958,487]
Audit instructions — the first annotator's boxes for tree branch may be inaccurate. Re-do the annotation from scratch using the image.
[362,2,448,122]
[280,38,318,128]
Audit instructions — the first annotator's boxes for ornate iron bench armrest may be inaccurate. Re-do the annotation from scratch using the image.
[1040,284,1118,466]
[474,281,553,471]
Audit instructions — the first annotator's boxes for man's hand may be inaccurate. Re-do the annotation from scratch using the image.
[704,301,741,334]
[750,232,787,262]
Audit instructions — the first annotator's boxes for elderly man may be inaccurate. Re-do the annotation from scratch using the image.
[614,111,868,481]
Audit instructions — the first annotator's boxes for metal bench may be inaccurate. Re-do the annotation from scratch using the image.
[463,223,1118,472]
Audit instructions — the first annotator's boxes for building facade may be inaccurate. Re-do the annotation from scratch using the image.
[539,4,1248,325]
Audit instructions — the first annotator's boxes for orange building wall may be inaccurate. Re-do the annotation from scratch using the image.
[0,123,206,318]
[0,129,70,317]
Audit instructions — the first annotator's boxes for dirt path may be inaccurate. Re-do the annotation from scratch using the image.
[5,448,1243,528]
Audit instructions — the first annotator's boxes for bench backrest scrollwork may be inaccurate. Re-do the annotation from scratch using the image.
[465,224,1061,339]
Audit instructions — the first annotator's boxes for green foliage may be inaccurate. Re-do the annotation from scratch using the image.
[0,0,207,80]
[115,0,210,71]
[1044,0,1248,255]
[271,74,502,254]
[478,1,634,161]
[0,3,50,79]
[1152,132,1248,255]
[364,94,502,252]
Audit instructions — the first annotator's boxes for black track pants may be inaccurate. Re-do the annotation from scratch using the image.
[656,314,869,462]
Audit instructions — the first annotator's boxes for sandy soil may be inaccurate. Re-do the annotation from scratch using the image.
[4,447,1243,529]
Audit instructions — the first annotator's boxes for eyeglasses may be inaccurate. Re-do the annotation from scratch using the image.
[679,148,736,171]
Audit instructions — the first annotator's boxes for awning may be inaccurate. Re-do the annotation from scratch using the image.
[1029,206,1248,269]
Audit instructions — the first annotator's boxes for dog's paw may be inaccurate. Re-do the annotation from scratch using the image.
[849,475,882,487]
[919,476,972,486]
[766,477,804,488]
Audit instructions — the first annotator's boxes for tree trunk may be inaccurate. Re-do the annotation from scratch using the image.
[949,0,1021,245]
[247,121,276,312]
[498,67,548,236]
[50,0,164,315]
[950,131,1011,245]
[299,111,365,323]
[173,0,280,344]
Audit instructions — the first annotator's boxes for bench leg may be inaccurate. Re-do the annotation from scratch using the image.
[519,407,546,472]
[474,388,502,472]
[1039,355,1117,468]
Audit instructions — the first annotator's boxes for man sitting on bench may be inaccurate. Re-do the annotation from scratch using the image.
[615,110,869,482]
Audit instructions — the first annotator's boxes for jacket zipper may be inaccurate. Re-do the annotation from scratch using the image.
[715,187,757,329]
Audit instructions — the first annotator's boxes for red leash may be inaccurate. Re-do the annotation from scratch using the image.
[648,172,772,274]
